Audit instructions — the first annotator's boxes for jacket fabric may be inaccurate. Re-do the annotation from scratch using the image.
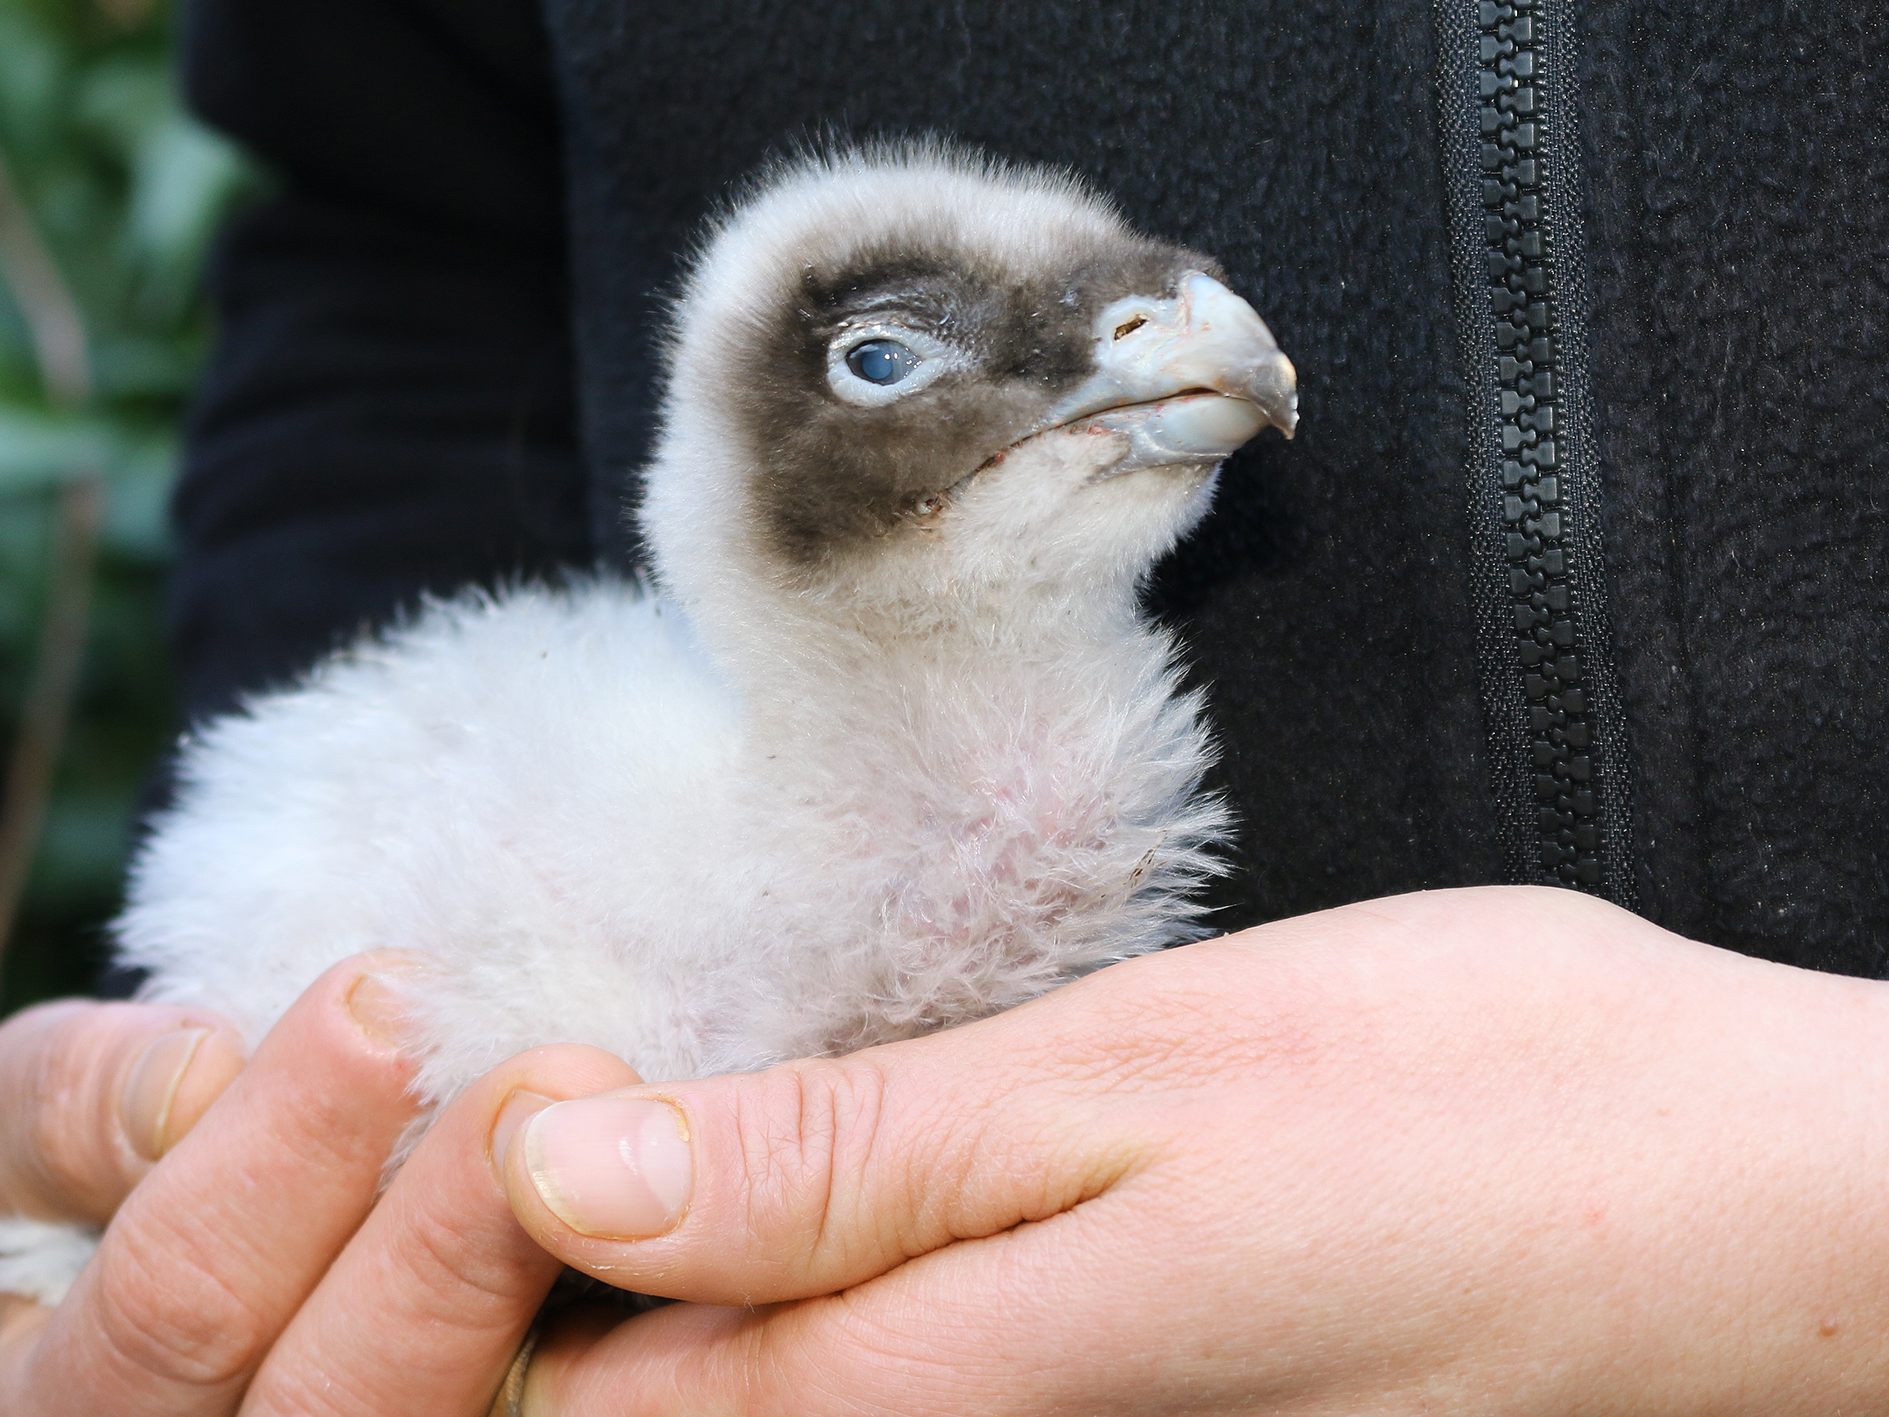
[172,0,1887,972]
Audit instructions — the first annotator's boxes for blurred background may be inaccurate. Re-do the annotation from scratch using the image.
[0,0,248,1016]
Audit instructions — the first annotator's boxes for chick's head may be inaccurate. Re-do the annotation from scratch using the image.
[641,143,1296,641]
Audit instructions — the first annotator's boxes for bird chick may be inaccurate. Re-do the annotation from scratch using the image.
[0,143,1296,1304]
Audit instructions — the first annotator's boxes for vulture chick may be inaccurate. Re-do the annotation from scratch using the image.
[0,143,1296,1303]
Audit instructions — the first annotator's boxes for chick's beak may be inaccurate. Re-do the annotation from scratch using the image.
[1046,272,1298,473]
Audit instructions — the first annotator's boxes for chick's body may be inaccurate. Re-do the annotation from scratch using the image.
[122,571,1223,1106]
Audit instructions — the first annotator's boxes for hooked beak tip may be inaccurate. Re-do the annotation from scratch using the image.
[1246,349,1299,440]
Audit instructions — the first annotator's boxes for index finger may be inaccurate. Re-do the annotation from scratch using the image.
[0,1000,245,1223]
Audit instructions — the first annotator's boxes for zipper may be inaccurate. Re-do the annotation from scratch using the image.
[1435,0,1636,904]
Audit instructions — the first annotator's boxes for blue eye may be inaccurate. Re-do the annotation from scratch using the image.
[845,338,922,386]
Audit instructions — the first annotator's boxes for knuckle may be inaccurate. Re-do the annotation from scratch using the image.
[1346,883,1629,949]
[88,1211,272,1389]
[20,1022,118,1209]
[732,1059,893,1264]
[256,1092,380,1178]
[389,1192,521,1317]
[1494,881,1635,933]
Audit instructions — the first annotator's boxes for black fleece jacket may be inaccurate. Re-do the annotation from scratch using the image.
[170,0,1888,973]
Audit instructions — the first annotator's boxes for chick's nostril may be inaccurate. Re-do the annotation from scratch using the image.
[1112,314,1149,342]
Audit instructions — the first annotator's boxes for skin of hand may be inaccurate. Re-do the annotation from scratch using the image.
[0,953,643,1417]
[498,886,1889,1417]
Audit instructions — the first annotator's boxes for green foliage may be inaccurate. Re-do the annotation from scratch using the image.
[0,0,251,1013]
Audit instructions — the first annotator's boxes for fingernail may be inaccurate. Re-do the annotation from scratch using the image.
[523,1097,693,1240]
[345,971,414,1049]
[121,1027,210,1160]
[488,1089,554,1182]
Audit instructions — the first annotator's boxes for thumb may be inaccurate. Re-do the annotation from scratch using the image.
[495,1014,1140,1305]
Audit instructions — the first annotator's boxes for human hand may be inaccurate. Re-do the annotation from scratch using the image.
[0,955,641,1416]
[498,887,1889,1415]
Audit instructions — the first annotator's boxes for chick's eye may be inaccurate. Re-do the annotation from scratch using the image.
[845,338,922,386]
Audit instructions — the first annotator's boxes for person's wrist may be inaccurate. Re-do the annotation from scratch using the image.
[1548,957,1889,1416]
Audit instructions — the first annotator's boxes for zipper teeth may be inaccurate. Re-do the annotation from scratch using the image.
[1474,0,1607,889]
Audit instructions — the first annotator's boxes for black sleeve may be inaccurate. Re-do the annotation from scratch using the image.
[171,0,589,723]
